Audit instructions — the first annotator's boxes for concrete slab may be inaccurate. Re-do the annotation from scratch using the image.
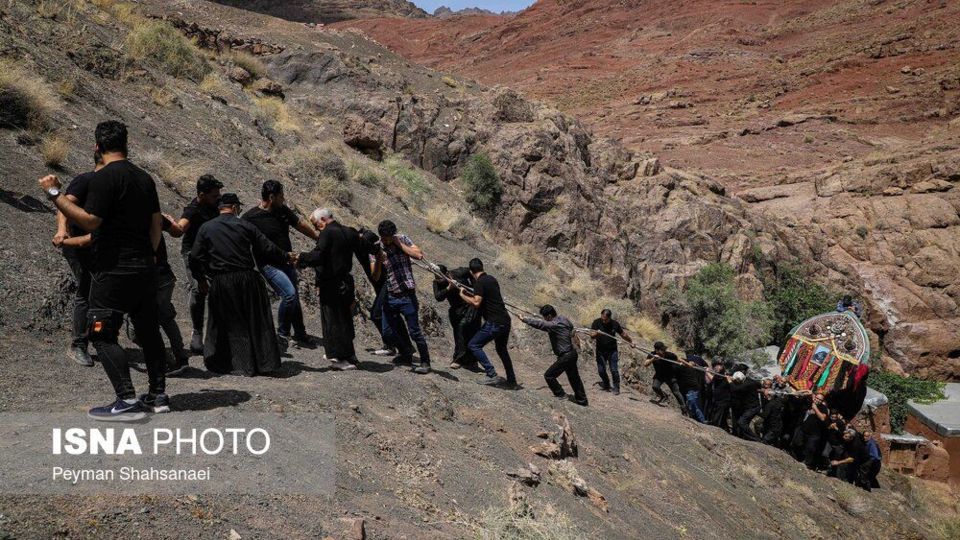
[907,383,960,437]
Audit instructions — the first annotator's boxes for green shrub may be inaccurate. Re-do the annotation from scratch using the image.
[462,153,502,215]
[661,263,773,358]
[386,155,431,207]
[763,264,836,346]
[869,370,945,433]
[126,20,210,80]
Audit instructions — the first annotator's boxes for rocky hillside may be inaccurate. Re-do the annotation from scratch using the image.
[211,0,427,24]
[341,0,960,379]
[0,0,958,537]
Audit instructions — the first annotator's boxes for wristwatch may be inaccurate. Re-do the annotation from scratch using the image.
[46,187,61,200]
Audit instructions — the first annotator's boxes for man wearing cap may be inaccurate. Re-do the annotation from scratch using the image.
[189,193,295,376]
[643,341,686,413]
[167,174,223,354]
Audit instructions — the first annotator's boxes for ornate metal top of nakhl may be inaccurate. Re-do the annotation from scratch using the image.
[789,311,871,366]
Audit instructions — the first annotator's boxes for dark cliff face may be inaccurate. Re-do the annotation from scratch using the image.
[210,0,428,23]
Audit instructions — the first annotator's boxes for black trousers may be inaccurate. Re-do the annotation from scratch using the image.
[733,405,761,441]
[87,264,165,400]
[181,252,206,335]
[709,400,731,431]
[64,252,91,348]
[544,351,587,405]
[653,376,685,408]
[318,277,356,361]
[450,307,479,366]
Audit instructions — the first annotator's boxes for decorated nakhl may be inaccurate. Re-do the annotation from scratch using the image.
[778,311,871,393]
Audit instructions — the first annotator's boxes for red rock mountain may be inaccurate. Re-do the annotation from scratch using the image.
[341,0,960,378]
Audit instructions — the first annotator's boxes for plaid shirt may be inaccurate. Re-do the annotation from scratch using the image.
[381,234,416,295]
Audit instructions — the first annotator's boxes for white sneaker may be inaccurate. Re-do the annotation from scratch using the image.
[372,348,395,356]
[331,360,357,371]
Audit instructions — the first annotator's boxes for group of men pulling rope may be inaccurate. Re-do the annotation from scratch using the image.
[34,120,883,492]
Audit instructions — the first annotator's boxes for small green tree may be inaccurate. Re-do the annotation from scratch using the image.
[869,370,945,433]
[662,263,773,358]
[462,153,502,215]
[763,264,836,346]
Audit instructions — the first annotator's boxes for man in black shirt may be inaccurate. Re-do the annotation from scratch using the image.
[677,351,708,423]
[52,151,104,367]
[791,392,830,469]
[40,120,167,421]
[707,360,732,430]
[643,341,685,412]
[462,258,517,387]
[189,194,293,376]
[521,305,587,406]
[297,208,364,370]
[434,264,479,370]
[243,180,319,350]
[729,372,762,441]
[589,309,632,395]
[167,174,222,353]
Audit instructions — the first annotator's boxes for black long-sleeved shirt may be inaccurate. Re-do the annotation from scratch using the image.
[298,221,363,285]
[189,213,287,279]
[522,315,576,356]
[433,267,472,310]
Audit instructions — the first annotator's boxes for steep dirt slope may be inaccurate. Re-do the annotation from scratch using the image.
[342,0,960,378]
[0,1,958,537]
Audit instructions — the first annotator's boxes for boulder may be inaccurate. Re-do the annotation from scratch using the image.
[251,78,284,97]
[228,66,252,85]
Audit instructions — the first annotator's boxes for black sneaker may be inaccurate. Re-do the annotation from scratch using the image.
[66,345,94,367]
[392,355,413,366]
[166,356,189,377]
[291,334,318,349]
[478,376,504,386]
[553,393,568,400]
[277,335,289,354]
[139,393,171,413]
[88,399,148,422]
[612,387,621,395]
[412,364,431,374]
[189,333,203,354]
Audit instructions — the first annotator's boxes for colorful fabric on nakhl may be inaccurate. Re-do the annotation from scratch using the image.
[777,311,871,393]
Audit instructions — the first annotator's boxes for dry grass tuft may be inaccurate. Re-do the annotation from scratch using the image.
[425,205,462,234]
[0,59,60,132]
[56,77,78,98]
[40,135,69,168]
[126,20,210,80]
[253,96,299,133]
[284,145,348,184]
[137,150,206,198]
[36,0,63,19]
[783,479,815,504]
[476,505,580,540]
[150,87,177,107]
[223,50,266,80]
[199,73,230,98]
[441,75,458,88]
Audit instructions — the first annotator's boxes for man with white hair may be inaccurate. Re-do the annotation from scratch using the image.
[297,208,364,370]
